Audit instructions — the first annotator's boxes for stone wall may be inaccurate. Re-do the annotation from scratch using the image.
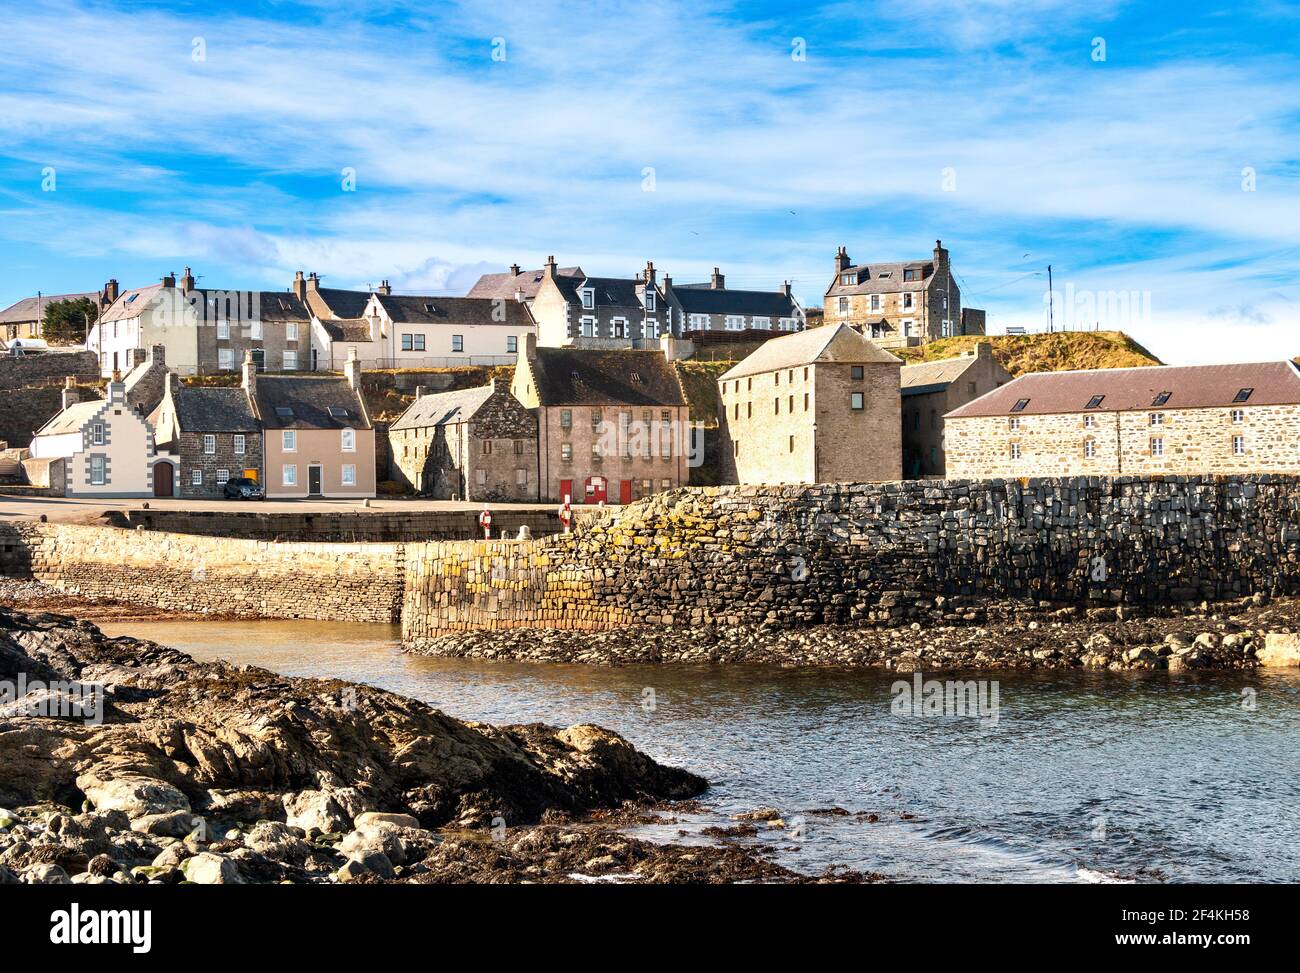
[0,350,100,390]
[0,386,64,449]
[0,521,403,622]
[402,476,1300,640]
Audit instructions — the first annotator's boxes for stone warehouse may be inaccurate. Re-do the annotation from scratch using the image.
[389,380,539,500]
[945,361,1300,478]
[717,324,902,485]
[900,342,1013,478]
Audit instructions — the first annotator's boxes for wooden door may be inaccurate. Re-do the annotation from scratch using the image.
[559,479,573,504]
[153,463,173,497]
[619,479,632,504]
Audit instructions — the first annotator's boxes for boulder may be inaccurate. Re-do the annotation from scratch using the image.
[283,791,351,834]
[245,822,313,866]
[24,863,71,884]
[354,811,420,831]
[131,811,202,838]
[1258,633,1300,667]
[338,850,394,882]
[181,852,243,885]
[78,776,190,819]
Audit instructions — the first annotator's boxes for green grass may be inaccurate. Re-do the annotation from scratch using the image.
[895,331,1163,377]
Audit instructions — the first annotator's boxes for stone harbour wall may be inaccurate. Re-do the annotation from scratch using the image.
[0,521,404,622]
[401,475,1300,639]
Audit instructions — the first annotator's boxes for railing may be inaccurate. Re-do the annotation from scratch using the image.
[319,355,519,371]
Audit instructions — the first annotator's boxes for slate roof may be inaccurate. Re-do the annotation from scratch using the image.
[947,362,1300,419]
[900,355,979,395]
[34,399,104,437]
[100,285,164,323]
[317,317,374,342]
[390,386,495,431]
[307,287,374,319]
[826,261,932,297]
[375,294,535,327]
[466,266,583,300]
[670,286,799,318]
[721,323,901,381]
[254,376,372,430]
[0,292,101,324]
[174,386,259,433]
[181,289,311,322]
[528,348,685,407]
[554,275,648,310]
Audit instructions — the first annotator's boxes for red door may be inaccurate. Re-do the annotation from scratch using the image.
[584,476,607,503]
[619,479,632,504]
[560,479,573,504]
[153,463,173,497]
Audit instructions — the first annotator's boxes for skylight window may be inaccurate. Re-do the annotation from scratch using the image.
[423,303,435,313]
[1011,398,1030,413]
[275,406,294,418]
[630,372,641,383]
[1233,388,1254,403]
[1085,395,1105,410]
[1152,391,1171,406]
[328,406,349,418]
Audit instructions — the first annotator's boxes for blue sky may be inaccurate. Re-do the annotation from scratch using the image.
[1,0,1298,363]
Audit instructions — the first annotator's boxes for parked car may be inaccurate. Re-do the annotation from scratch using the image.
[223,476,264,500]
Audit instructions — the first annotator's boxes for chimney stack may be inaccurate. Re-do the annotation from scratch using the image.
[179,267,195,291]
[161,272,177,288]
[710,267,724,290]
[543,256,557,279]
[344,347,361,390]
[61,377,80,411]
[292,271,306,301]
[643,261,656,286]
[835,246,851,273]
[662,275,672,294]
[103,279,120,304]
[377,279,392,296]
[306,272,321,293]
[510,264,522,276]
[241,349,257,397]
[933,239,949,273]
[524,331,538,358]
[781,280,792,297]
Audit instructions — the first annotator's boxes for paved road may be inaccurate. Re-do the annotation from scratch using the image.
[0,493,571,523]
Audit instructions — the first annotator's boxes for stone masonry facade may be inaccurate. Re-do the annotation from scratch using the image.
[945,405,1300,478]
[175,429,264,498]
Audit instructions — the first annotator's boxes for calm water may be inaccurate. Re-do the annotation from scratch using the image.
[99,619,1300,883]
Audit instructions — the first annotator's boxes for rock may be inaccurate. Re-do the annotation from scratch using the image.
[1194,633,1219,649]
[731,807,782,822]
[0,865,18,884]
[244,822,313,866]
[79,777,190,819]
[1123,647,1157,664]
[338,850,394,882]
[181,852,243,885]
[24,863,71,884]
[353,811,421,831]
[1258,633,1300,667]
[0,809,18,831]
[283,791,351,834]
[131,811,202,838]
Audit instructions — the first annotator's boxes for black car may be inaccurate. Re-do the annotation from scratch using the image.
[223,476,264,500]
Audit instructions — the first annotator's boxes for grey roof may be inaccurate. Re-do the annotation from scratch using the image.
[900,355,979,393]
[375,294,535,327]
[308,287,374,319]
[391,385,495,431]
[670,285,799,319]
[317,317,374,342]
[254,375,371,430]
[175,386,259,433]
[826,260,932,297]
[528,348,685,407]
[33,399,105,437]
[721,323,901,380]
[0,291,101,324]
[100,285,164,323]
[554,275,648,310]
[466,266,583,300]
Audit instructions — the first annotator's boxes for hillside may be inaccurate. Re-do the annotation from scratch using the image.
[675,359,732,422]
[895,331,1162,377]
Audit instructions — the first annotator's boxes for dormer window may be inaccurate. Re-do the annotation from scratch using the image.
[581,288,594,309]
[1152,391,1172,407]
[645,291,655,312]
[841,273,853,286]
[1233,388,1254,403]
[1085,394,1105,410]
[903,269,917,282]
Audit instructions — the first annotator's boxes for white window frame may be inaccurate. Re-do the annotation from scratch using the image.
[1010,442,1022,460]
[218,348,234,371]
[507,335,518,354]
[1151,437,1165,457]
[203,434,216,454]
[90,422,105,446]
[1084,439,1096,459]
[89,455,105,485]
[1084,414,1096,429]
[752,316,771,330]
[581,288,594,310]
[250,320,263,340]
[283,350,298,370]
[451,334,464,353]
[342,463,356,486]
[725,315,744,331]
[612,317,627,339]
[216,469,230,485]
[1231,409,1245,424]
[191,469,203,486]
[217,320,230,340]
[870,294,881,312]
[1232,435,1245,456]
[644,291,655,312]
[234,434,246,455]
[580,316,596,338]
[341,428,356,452]
[282,430,296,452]
[282,464,297,486]
[286,322,298,341]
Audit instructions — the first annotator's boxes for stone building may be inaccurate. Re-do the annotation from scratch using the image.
[900,342,1012,477]
[87,268,312,376]
[151,358,262,499]
[389,380,538,500]
[718,323,902,485]
[662,268,804,337]
[945,361,1300,478]
[255,350,376,499]
[528,257,669,348]
[0,281,118,343]
[822,240,985,348]
[510,335,692,503]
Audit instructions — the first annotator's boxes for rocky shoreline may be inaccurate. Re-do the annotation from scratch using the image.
[408,593,1300,671]
[0,605,867,884]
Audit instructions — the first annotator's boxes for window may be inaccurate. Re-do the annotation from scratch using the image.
[234,434,246,454]
[514,439,525,455]
[851,365,864,380]
[561,443,573,462]
[216,469,230,485]
[788,435,795,453]
[191,469,203,486]
[1084,414,1096,429]
[752,316,770,329]
[903,268,917,282]
[726,315,745,330]
[217,320,230,340]
[870,295,881,312]
[1084,439,1097,459]
[591,408,602,432]
[1149,412,1164,426]
[412,335,426,352]
[90,422,105,446]
[1150,437,1164,457]
[580,316,595,338]
[841,274,853,286]
[560,409,572,429]
[401,334,413,351]
[591,442,602,462]
[641,479,652,495]
[1010,443,1022,460]
[837,297,848,314]
[507,335,518,354]
[286,322,298,341]
[452,335,464,353]
[581,288,594,309]
[644,291,655,312]
[902,293,914,309]
[1233,388,1254,403]
[481,440,493,455]
[1232,435,1245,456]
[1011,398,1030,413]
[516,468,528,486]
[1152,391,1171,406]
[282,430,296,452]
[341,428,355,452]
[689,314,709,330]
[90,455,105,485]
[203,434,216,454]
[1085,395,1105,410]
[218,348,234,370]
[282,464,297,486]
[1231,409,1245,423]
[804,392,809,411]
[250,320,263,340]
[282,350,297,370]
[1009,417,1020,432]
[774,397,780,415]
[851,392,864,410]
[613,318,627,339]
[342,464,356,486]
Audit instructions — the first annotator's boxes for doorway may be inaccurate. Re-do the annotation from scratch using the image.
[584,475,606,503]
[308,465,322,496]
[619,479,632,504]
[153,462,173,497]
